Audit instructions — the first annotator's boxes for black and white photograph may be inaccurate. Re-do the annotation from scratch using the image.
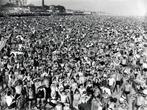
[0,0,147,110]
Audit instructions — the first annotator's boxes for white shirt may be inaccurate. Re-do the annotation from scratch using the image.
[15,85,22,94]
[108,77,115,86]
[72,83,77,91]
[137,96,144,106]
[122,59,127,65]
[101,87,111,95]
[79,76,85,84]
[143,63,147,69]
[64,106,70,110]
[41,72,48,77]
[78,72,83,77]
[5,95,13,106]
[79,88,86,95]
[55,104,62,110]
[61,94,68,103]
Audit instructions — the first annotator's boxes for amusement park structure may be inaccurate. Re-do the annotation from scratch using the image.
[8,0,27,6]
[8,0,45,7]
[0,0,93,16]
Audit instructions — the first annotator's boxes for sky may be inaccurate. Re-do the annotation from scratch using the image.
[1,0,147,16]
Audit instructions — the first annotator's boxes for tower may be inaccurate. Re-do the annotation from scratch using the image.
[42,0,44,7]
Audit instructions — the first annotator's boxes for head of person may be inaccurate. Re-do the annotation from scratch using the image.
[94,78,99,82]
[51,84,56,92]
[61,90,66,95]
[74,89,80,94]
[93,88,100,97]
[7,90,11,96]
[44,78,49,87]
[79,84,84,89]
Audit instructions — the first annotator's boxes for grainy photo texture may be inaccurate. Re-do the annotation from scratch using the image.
[0,0,147,110]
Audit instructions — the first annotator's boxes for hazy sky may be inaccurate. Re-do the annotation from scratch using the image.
[1,0,147,16]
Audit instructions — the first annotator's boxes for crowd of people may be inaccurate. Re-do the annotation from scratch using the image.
[0,15,147,110]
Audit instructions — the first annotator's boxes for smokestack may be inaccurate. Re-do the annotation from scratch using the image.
[42,0,44,7]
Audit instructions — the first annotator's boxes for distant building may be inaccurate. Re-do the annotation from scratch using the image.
[66,9,74,14]
[8,0,27,6]
[29,6,46,12]
[83,11,92,15]
[73,10,84,15]
[46,5,66,13]
[0,3,30,14]
[66,9,92,15]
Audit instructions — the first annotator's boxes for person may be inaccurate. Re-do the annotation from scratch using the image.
[58,90,70,107]
[0,15,146,110]
[50,84,60,107]
[36,84,46,108]
[14,82,22,100]
[124,80,131,102]
[108,74,116,91]
[79,84,86,95]
[5,90,16,109]
[91,89,102,110]
[0,72,4,90]
[78,91,92,110]
[44,78,51,103]
[135,94,145,110]
[73,89,81,110]
[27,85,35,110]
[114,72,123,93]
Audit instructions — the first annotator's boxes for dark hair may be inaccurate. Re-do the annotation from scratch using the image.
[7,91,11,96]
[74,89,80,94]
